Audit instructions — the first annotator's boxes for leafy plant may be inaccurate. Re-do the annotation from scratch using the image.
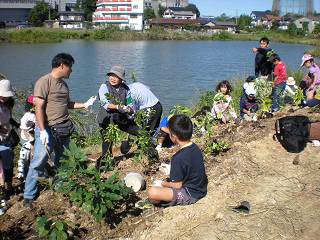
[131,109,157,166]
[172,105,189,114]
[254,79,273,113]
[53,141,133,222]
[36,214,75,240]
[292,88,305,106]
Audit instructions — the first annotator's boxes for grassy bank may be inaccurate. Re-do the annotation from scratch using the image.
[0,28,319,49]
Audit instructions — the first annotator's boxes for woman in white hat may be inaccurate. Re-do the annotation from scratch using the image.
[0,79,16,204]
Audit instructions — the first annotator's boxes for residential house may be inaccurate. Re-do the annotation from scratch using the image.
[58,11,84,29]
[163,7,196,19]
[159,0,188,7]
[251,14,282,29]
[201,20,236,32]
[93,0,143,30]
[250,10,271,20]
[149,18,205,30]
[292,17,320,32]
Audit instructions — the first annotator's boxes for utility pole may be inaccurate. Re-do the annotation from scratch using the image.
[236,9,238,25]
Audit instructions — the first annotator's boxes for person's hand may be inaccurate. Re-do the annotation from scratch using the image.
[84,96,97,109]
[153,180,163,187]
[246,111,251,116]
[252,48,258,52]
[117,105,134,115]
[221,116,227,124]
[40,130,49,145]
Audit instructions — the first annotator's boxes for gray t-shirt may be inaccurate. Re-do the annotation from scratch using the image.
[34,74,70,126]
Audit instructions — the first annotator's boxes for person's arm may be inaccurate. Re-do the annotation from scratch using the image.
[310,72,317,89]
[160,127,170,134]
[162,181,182,189]
[98,84,118,110]
[10,118,20,128]
[240,96,250,115]
[272,65,279,87]
[35,97,46,131]
[68,102,85,109]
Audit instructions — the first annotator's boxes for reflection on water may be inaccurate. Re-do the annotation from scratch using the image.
[0,40,313,112]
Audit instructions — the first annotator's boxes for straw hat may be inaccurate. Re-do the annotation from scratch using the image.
[0,79,14,97]
[287,77,295,85]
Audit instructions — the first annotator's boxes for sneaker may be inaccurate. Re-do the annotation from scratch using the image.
[135,198,154,210]
[23,198,34,208]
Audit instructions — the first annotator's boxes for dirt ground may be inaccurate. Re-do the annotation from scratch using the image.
[1,106,320,240]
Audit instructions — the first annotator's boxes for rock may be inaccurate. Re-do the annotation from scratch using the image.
[293,155,300,165]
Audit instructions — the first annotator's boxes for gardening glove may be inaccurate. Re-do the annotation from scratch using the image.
[84,96,97,109]
[153,180,163,187]
[40,130,49,145]
[117,105,134,115]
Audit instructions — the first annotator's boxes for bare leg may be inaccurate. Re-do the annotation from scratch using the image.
[147,186,174,204]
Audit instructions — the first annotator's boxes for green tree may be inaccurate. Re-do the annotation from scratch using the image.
[75,0,96,21]
[287,22,297,31]
[28,1,58,27]
[270,20,280,30]
[186,3,200,18]
[302,21,309,32]
[183,21,192,31]
[144,8,156,22]
[216,13,227,22]
[157,4,166,17]
[236,14,252,30]
[312,24,320,34]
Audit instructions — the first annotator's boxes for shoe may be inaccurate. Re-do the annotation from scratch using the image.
[23,198,34,208]
[135,198,154,210]
[4,188,15,199]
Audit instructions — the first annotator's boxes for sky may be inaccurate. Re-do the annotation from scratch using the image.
[190,0,320,17]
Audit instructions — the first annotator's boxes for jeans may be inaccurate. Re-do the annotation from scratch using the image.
[0,144,14,169]
[24,126,70,199]
[272,82,286,111]
[307,98,320,107]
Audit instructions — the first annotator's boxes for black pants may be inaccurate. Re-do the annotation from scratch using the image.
[146,101,163,135]
[99,115,139,158]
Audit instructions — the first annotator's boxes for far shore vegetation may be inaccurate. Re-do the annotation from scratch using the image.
[0,26,319,56]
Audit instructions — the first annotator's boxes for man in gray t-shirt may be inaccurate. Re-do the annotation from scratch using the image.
[24,53,96,207]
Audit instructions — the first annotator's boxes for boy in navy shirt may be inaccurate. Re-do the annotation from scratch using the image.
[136,114,208,209]
[252,37,273,80]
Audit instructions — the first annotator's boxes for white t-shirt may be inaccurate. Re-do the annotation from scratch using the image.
[20,111,36,141]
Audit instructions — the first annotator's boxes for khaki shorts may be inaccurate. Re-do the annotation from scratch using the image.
[162,187,198,207]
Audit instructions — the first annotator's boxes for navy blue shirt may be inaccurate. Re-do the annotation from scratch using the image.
[170,143,208,199]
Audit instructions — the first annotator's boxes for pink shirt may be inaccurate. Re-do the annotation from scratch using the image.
[309,64,320,85]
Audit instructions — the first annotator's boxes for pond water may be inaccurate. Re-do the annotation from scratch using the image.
[0,40,313,112]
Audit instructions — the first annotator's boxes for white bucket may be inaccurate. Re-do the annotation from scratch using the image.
[124,173,146,192]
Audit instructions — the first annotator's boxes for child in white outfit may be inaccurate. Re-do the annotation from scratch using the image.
[18,96,36,180]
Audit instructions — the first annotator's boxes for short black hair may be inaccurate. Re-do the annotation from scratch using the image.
[269,53,281,62]
[52,53,75,68]
[259,37,269,44]
[215,80,233,93]
[25,100,34,113]
[167,114,193,141]
[201,106,211,115]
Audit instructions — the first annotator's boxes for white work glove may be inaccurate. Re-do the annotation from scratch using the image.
[40,130,49,145]
[153,180,163,187]
[84,96,97,109]
[117,105,134,115]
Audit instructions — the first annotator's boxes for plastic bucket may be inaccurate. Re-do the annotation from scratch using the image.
[124,172,145,192]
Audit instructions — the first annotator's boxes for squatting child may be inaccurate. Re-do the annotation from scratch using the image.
[240,86,259,121]
[301,54,320,100]
[211,80,237,124]
[269,53,287,112]
[136,114,208,209]
[252,37,274,80]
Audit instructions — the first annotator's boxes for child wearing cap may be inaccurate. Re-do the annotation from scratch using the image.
[18,95,36,180]
[284,77,298,96]
[269,53,287,112]
[240,86,259,121]
[301,54,320,100]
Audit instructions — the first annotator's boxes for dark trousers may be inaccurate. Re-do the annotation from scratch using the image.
[99,115,139,158]
[146,102,163,135]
